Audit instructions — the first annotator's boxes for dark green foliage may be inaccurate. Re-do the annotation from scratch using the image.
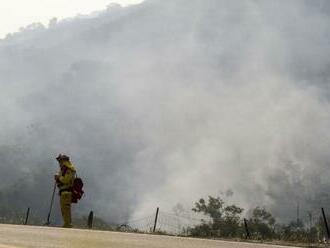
[221,204,244,237]
[190,196,244,238]
[276,218,323,243]
[247,207,276,240]
[188,195,326,244]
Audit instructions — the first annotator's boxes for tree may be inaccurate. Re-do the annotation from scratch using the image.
[191,196,244,238]
[223,204,244,237]
[192,196,224,220]
[248,207,276,240]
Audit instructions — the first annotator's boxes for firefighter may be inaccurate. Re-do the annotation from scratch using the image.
[55,154,76,228]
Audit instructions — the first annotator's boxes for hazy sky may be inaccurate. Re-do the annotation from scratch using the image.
[0,0,144,39]
[1,0,330,226]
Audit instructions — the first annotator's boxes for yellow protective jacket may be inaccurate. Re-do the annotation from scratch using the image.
[57,161,76,194]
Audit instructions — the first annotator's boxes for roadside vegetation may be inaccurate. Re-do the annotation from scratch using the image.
[0,192,329,247]
[186,195,327,246]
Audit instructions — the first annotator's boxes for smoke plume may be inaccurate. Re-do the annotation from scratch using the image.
[1,0,330,223]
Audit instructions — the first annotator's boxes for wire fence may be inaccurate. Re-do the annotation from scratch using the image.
[3,204,330,244]
[114,207,330,244]
[115,209,210,235]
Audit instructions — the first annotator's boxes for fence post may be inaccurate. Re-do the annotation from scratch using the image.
[24,207,30,225]
[88,211,94,229]
[321,208,330,240]
[244,218,251,239]
[153,207,159,233]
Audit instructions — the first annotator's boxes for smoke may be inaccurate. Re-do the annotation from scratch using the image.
[1,0,330,223]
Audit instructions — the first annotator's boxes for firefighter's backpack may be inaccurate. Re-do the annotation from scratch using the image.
[71,176,84,203]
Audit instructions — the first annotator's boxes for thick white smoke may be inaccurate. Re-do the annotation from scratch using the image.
[1,0,330,223]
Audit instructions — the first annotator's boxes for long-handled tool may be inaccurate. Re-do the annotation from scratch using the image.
[45,181,57,226]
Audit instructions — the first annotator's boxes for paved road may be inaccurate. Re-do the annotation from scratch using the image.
[0,224,299,248]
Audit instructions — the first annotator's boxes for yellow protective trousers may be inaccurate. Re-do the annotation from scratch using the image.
[60,192,72,228]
